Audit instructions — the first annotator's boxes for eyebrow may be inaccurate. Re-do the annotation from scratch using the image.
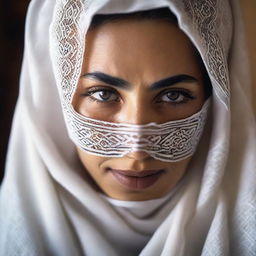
[82,72,129,88]
[150,74,197,90]
[81,71,197,90]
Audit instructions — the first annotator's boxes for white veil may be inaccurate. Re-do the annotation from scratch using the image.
[1,0,256,255]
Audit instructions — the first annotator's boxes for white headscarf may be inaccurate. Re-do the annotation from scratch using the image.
[1,0,256,255]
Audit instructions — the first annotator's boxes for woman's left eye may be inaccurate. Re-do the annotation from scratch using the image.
[159,90,194,103]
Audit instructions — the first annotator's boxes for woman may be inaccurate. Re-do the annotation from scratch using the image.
[1,0,255,255]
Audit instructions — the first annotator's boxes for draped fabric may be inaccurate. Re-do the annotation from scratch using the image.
[1,0,256,255]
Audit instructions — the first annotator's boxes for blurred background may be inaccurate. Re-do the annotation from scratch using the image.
[1,0,30,182]
[0,0,255,182]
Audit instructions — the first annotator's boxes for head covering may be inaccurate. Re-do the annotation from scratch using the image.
[1,0,256,255]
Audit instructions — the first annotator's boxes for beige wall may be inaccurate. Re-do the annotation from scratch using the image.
[240,0,256,112]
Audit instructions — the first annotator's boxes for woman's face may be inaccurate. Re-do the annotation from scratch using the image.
[72,19,207,201]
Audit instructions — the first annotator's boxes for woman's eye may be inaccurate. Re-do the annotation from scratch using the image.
[87,89,119,102]
[160,90,193,103]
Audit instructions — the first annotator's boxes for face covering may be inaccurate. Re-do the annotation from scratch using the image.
[68,98,211,162]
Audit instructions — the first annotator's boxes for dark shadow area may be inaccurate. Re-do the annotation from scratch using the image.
[0,0,30,182]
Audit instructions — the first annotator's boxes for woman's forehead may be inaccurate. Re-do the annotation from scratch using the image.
[83,19,203,83]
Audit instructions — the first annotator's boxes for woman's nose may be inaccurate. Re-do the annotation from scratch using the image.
[125,150,151,161]
[116,100,157,125]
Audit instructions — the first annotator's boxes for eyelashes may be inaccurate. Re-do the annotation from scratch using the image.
[156,88,195,104]
[82,87,120,103]
[80,86,196,105]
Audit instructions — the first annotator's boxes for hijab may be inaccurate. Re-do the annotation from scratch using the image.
[1,0,256,255]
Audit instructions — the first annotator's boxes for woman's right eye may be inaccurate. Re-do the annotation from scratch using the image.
[84,88,119,102]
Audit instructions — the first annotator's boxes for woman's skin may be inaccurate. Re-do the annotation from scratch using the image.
[72,18,207,201]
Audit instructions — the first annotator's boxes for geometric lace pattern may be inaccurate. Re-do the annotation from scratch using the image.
[69,99,211,162]
[182,0,230,106]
